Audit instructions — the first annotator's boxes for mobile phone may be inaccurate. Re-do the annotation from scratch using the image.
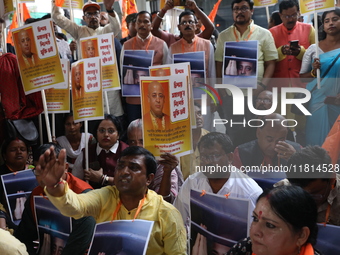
[173,0,186,6]
[290,40,299,48]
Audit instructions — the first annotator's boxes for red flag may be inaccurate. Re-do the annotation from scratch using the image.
[121,0,138,38]
[322,115,340,165]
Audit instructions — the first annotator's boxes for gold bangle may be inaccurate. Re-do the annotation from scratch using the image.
[311,69,316,77]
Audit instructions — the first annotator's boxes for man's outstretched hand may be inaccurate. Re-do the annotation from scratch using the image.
[35,146,67,196]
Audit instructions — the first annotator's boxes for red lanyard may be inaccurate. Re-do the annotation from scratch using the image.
[111,195,146,222]
[133,35,153,52]
[181,38,197,53]
[233,25,254,42]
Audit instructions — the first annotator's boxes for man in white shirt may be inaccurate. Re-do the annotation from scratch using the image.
[174,132,262,228]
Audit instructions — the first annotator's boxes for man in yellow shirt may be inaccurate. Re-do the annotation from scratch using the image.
[35,146,187,254]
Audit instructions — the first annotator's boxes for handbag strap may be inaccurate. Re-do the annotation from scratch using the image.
[310,52,340,93]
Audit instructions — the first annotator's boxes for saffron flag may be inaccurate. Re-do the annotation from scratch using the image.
[121,0,138,38]
[7,3,31,46]
[322,115,340,165]
[208,0,222,23]
[55,0,65,7]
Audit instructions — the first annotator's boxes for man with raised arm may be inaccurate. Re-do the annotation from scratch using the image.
[152,0,214,47]
[35,146,187,254]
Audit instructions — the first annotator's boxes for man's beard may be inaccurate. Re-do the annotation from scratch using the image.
[235,19,250,25]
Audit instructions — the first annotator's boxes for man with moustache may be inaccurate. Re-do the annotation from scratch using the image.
[52,0,123,118]
[152,0,214,47]
[174,132,262,229]
[34,146,187,254]
[169,8,215,81]
[215,0,278,141]
[52,0,120,54]
[268,0,315,92]
[122,11,168,124]
[268,0,315,137]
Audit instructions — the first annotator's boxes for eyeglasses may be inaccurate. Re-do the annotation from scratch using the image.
[179,20,196,26]
[198,153,225,162]
[233,7,250,13]
[282,14,298,19]
[84,11,100,18]
[98,128,117,134]
[255,98,272,104]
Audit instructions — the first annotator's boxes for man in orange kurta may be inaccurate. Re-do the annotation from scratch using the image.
[121,11,168,124]
[269,0,315,91]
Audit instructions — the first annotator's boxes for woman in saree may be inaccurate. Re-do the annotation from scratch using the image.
[300,9,340,146]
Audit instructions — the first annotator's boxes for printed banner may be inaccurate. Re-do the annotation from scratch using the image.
[12,19,65,94]
[253,0,277,7]
[122,49,154,96]
[223,40,258,89]
[45,59,70,113]
[173,51,206,100]
[190,189,250,254]
[1,169,38,224]
[299,0,334,15]
[140,75,191,158]
[80,33,121,91]
[71,57,104,122]
[2,0,14,15]
[88,220,154,255]
[61,0,82,10]
[34,196,72,255]
[149,62,197,128]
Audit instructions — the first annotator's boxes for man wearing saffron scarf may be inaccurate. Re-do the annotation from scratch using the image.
[35,146,186,254]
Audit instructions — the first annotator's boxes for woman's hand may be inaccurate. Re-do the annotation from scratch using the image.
[311,58,321,76]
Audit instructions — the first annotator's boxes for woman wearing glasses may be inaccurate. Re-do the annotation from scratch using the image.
[72,114,128,188]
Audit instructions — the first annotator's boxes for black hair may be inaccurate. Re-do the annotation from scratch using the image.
[120,146,157,176]
[258,185,318,245]
[63,111,74,124]
[270,10,282,26]
[125,13,137,25]
[179,10,197,24]
[319,9,340,40]
[1,138,29,159]
[279,0,299,13]
[33,143,62,163]
[231,0,254,10]
[136,10,152,22]
[198,132,234,155]
[0,18,4,23]
[287,146,333,187]
[93,114,122,140]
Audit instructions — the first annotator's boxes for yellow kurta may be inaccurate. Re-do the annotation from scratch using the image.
[45,184,186,255]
